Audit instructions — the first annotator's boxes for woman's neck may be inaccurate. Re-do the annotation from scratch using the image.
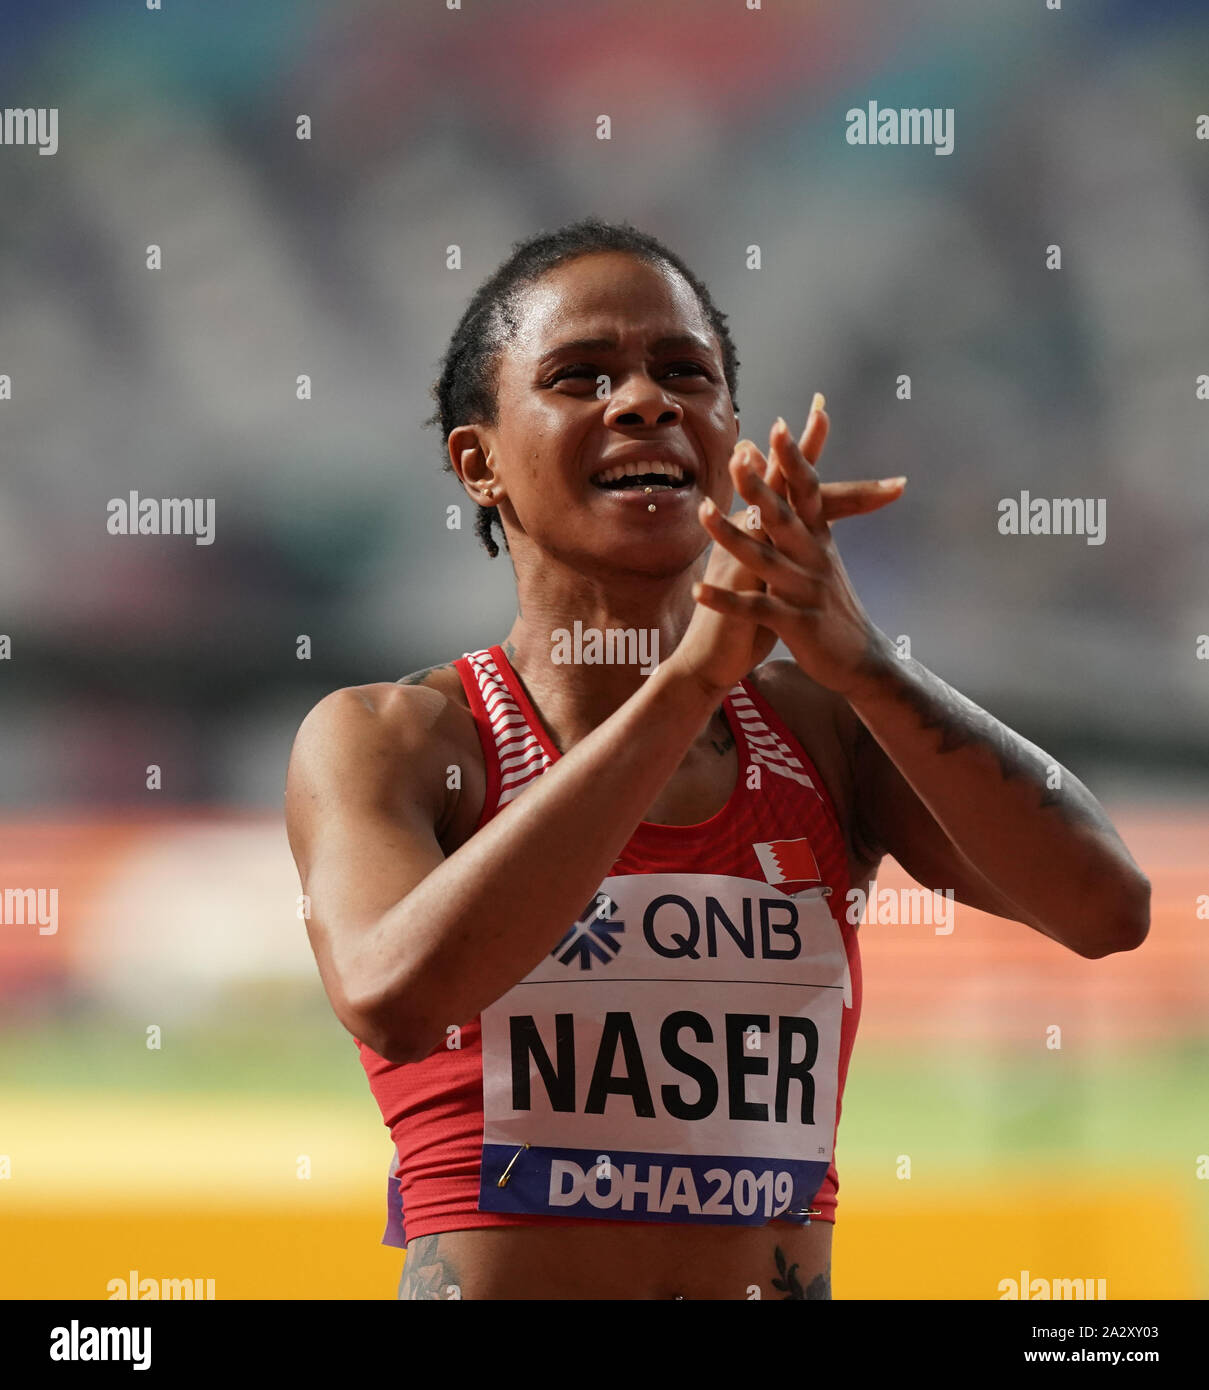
[500,567,701,751]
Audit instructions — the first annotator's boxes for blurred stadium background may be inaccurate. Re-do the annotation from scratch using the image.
[1,0,1206,1298]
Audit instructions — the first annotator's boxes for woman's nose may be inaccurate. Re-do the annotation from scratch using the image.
[603,377,684,428]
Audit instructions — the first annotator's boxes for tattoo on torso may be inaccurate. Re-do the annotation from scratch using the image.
[772,1244,832,1300]
[398,1235,462,1300]
[710,726,735,758]
[398,1235,831,1301]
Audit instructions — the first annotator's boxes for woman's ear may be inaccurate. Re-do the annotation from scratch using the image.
[449,424,503,506]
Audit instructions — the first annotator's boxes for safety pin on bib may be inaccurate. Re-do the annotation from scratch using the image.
[497,1142,531,1188]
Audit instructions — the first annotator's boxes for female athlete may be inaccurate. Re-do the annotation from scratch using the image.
[285,219,1149,1301]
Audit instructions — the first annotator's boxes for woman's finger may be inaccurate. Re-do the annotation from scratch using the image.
[730,448,827,569]
[772,417,825,530]
[691,581,811,633]
[766,394,829,499]
[771,392,831,522]
[820,477,907,521]
[699,494,819,601]
[798,393,830,466]
[727,440,774,545]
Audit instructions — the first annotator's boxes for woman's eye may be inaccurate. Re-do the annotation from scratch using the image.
[548,361,712,385]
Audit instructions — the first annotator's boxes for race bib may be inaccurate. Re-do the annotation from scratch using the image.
[477,872,851,1226]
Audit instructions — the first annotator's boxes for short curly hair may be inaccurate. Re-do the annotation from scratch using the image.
[425,217,741,557]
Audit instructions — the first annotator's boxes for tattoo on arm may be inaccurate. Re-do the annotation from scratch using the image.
[397,663,453,687]
[398,1235,462,1300]
[867,655,1104,832]
[772,1245,831,1300]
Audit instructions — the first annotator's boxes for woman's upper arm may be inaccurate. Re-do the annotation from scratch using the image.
[285,683,454,1047]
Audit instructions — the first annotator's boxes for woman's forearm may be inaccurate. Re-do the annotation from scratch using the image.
[849,635,1150,956]
[362,662,721,1060]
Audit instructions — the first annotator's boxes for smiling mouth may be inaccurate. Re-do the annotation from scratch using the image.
[590,461,693,491]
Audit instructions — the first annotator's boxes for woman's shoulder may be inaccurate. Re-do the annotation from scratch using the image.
[744,658,844,729]
[292,660,476,768]
[394,658,472,706]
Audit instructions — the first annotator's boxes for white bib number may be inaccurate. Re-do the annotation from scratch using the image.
[477,873,851,1226]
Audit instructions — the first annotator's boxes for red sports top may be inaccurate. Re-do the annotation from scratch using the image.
[360,645,862,1246]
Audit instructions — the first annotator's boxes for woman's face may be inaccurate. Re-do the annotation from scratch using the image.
[458,250,740,579]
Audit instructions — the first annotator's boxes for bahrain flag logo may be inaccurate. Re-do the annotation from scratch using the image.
[753,837,821,889]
